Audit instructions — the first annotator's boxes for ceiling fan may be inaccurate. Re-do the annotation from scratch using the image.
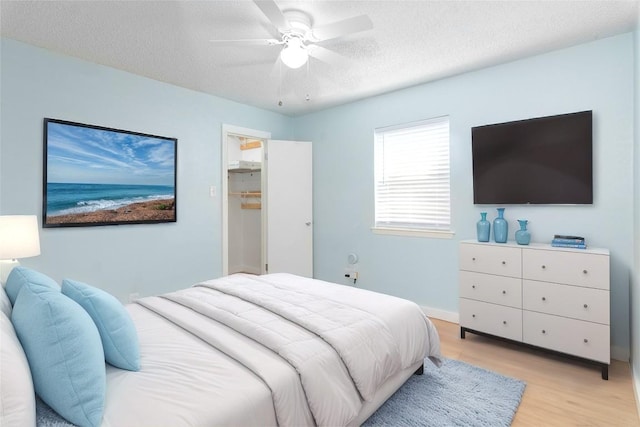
[210,0,373,69]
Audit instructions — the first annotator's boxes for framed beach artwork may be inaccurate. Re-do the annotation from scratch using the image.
[43,118,177,228]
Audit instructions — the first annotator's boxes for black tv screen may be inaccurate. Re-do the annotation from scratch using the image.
[43,118,177,227]
[472,111,593,205]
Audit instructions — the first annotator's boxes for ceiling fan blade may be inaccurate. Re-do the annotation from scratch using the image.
[310,15,373,42]
[307,45,352,68]
[253,0,289,31]
[209,39,281,46]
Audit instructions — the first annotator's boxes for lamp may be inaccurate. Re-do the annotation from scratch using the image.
[280,37,308,69]
[0,215,41,284]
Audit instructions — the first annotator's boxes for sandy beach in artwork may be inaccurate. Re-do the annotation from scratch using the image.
[46,198,175,224]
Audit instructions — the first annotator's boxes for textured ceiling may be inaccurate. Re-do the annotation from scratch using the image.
[1,1,638,116]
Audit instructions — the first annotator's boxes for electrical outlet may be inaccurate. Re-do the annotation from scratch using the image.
[209,185,217,198]
[344,269,359,282]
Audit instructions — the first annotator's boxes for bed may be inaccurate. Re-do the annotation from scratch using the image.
[2,272,442,427]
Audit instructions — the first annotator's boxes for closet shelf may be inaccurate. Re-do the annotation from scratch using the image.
[228,160,261,173]
[229,191,261,197]
[230,191,261,210]
[241,203,261,210]
[240,140,262,150]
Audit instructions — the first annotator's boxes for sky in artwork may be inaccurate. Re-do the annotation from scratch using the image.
[46,121,176,186]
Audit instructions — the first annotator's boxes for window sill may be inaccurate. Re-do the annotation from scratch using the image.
[371,227,455,239]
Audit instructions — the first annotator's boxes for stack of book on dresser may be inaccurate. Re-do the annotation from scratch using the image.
[551,235,587,249]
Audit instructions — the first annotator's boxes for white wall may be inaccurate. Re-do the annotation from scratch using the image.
[0,38,293,302]
[632,24,640,414]
[293,33,636,359]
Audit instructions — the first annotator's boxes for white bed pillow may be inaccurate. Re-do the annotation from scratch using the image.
[0,311,36,427]
[0,285,11,317]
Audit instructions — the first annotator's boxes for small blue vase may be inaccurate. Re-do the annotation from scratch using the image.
[476,212,490,242]
[493,208,508,243]
[515,219,531,245]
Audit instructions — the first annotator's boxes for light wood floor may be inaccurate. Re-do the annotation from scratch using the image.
[432,318,640,426]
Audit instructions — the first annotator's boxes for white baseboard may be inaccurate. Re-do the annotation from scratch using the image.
[229,265,261,275]
[612,346,630,362]
[420,305,628,362]
[633,365,640,421]
[420,305,459,324]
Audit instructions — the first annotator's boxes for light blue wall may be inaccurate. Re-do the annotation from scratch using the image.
[0,38,294,302]
[1,33,636,359]
[293,33,635,357]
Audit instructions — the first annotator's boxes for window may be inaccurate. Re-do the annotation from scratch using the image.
[374,116,451,236]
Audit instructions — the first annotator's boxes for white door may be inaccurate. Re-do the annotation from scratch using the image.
[266,140,313,277]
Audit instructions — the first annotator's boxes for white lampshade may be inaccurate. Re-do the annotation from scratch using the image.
[0,215,41,260]
[280,37,308,69]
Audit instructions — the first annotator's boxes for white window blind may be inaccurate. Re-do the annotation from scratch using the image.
[374,116,451,231]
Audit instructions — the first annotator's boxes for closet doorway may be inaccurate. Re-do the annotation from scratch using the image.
[221,125,313,278]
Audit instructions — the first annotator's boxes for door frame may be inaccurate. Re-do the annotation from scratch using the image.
[221,124,271,276]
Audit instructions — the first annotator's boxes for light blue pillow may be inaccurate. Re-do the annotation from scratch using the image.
[11,282,105,427]
[62,279,140,371]
[5,266,59,305]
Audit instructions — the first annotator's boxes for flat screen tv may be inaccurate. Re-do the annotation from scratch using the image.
[472,110,592,205]
[43,118,177,227]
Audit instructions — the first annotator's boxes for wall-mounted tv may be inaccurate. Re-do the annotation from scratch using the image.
[472,110,592,205]
[43,118,177,227]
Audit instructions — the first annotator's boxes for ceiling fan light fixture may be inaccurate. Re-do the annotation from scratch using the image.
[280,37,308,69]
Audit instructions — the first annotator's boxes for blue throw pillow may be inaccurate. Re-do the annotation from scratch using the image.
[62,279,140,371]
[11,282,105,427]
[5,266,59,305]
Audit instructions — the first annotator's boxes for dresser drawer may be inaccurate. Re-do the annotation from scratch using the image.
[523,280,609,325]
[459,271,522,308]
[523,311,610,364]
[460,243,521,277]
[459,299,522,341]
[522,249,609,290]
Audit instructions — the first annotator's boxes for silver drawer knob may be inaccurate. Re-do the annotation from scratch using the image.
[542,297,546,301]
[472,257,476,261]
[502,320,507,325]
[541,265,546,269]
[472,285,476,289]
[502,290,506,294]
[472,314,476,318]
[583,304,588,309]
[502,261,506,265]
[542,330,546,334]
[583,269,588,274]
[584,338,589,343]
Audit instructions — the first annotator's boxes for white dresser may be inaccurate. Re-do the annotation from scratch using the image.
[459,240,610,379]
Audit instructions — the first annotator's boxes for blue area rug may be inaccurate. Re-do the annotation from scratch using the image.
[363,358,526,427]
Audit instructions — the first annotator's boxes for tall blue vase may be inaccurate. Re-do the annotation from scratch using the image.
[476,212,490,242]
[515,219,531,245]
[493,207,508,243]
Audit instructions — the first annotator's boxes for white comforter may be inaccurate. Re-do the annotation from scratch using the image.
[133,273,441,426]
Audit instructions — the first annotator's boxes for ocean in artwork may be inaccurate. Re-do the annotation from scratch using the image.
[46,182,175,216]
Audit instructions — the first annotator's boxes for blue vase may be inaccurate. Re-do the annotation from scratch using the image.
[493,208,508,243]
[515,219,531,245]
[476,212,490,242]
